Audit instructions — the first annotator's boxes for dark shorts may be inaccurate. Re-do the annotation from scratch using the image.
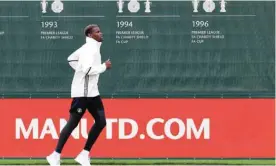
[69,95,105,117]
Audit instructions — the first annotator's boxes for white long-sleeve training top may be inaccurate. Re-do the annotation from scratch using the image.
[67,37,106,98]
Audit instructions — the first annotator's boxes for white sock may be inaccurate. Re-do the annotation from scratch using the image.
[81,150,90,156]
[53,151,61,158]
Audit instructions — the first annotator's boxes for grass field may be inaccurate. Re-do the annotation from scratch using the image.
[0,159,275,165]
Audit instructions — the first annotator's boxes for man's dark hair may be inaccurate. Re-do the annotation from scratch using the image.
[84,24,98,36]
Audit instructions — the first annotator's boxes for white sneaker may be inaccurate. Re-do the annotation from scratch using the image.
[46,151,61,166]
[74,150,91,166]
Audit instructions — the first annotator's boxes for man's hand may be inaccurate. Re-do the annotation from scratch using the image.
[105,59,112,69]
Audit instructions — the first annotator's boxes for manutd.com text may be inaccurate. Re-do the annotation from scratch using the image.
[15,118,210,140]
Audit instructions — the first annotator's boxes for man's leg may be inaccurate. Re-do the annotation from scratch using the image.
[75,96,106,166]
[85,96,106,151]
[47,97,87,166]
[55,112,83,153]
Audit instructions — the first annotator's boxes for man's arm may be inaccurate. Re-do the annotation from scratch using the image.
[84,63,107,75]
[67,47,81,70]
[76,45,108,75]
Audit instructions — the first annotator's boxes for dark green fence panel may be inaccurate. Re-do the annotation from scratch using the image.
[0,1,274,98]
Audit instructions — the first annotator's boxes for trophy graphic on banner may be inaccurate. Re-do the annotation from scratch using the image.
[203,0,215,12]
[192,0,199,12]
[117,0,124,13]
[144,0,152,13]
[51,0,64,13]
[220,0,226,12]
[128,0,140,13]
[41,0,48,13]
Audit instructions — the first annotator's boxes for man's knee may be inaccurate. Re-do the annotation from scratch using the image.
[96,109,106,129]
[99,118,106,129]
[96,118,106,130]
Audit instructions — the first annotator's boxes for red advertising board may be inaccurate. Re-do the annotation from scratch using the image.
[0,99,274,158]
